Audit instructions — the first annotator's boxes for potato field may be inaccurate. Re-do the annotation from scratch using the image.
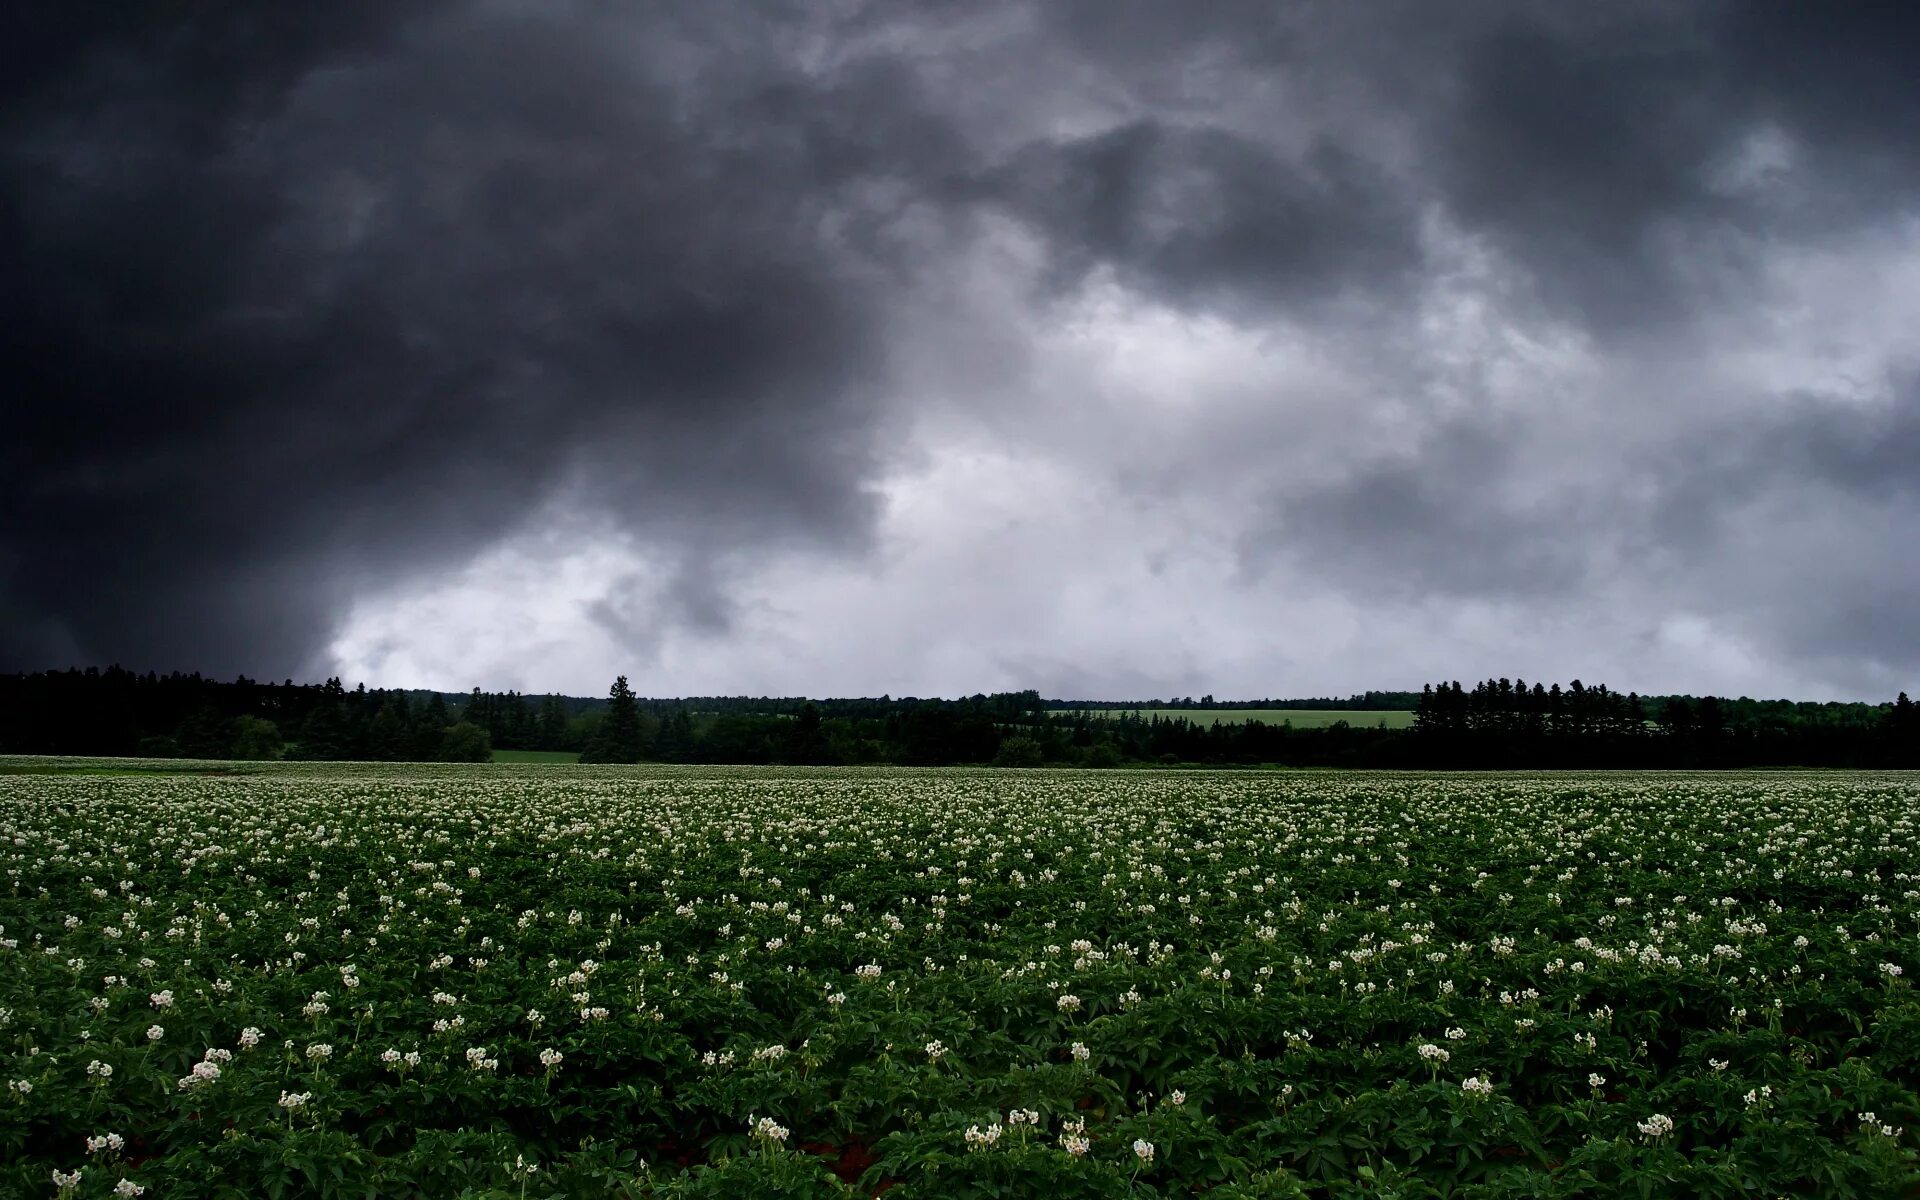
[3,762,1918,1197]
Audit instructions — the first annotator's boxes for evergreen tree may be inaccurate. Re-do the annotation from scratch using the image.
[783,702,833,764]
[536,694,569,750]
[296,678,351,760]
[413,693,452,760]
[174,707,231,758]
[368,697,411,761]
[655,708,696,763]
[583,676,645,763]
[463,688,492,737]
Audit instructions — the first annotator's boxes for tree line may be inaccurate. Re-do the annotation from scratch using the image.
[0,667,1914,768]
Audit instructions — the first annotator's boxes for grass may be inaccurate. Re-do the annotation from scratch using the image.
[491,748,582,764]
[1049,707,1416,729]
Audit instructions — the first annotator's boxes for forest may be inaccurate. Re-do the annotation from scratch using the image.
[0,667,1914,768]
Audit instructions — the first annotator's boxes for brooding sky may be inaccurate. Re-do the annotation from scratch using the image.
[5,3,1918,701]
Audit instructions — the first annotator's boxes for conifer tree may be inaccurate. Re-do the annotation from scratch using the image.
[583,676,644,763]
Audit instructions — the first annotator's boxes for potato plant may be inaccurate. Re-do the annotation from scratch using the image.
[2,762,1917,1197]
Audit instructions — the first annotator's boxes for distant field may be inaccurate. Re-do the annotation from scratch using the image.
[491,748,582,763]
[1051,707,1416,729]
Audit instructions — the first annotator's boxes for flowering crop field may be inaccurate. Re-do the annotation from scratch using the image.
[4,762,1919,1198]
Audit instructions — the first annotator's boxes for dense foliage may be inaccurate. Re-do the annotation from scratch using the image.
[3,669,1916,767]
[4,762,1918,1197]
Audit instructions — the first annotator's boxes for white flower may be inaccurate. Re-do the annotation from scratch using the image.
[52,1169,82,1190]
[238,1027,262,1048]
[114,1180,146,1197]
[1168,1090,1186,1106]
[1637,1113,1674,1141]
[1881,962,1904,978]
[855,963,883,980]
[145,1025,164,1042]
[278,1090,312,1110]
[1061,1134,1091,1156]
[539,1048,564,1069]
[1417,1043,1450,1063]
[1132,1138,1155,1163]
[924,1039,947,1063]
[1056,994,1082,1013]
[748,1114,789,1144]
[148,991,173,1010]
[1587,1073,1605,1089]
[1070,1041,1091,1062]
[1462,1075,1494,1098]
[381,1049,402,1065]
[86,1061,112,1079]
[964,1122,1004,1151]
[1859,1111,1904,1138]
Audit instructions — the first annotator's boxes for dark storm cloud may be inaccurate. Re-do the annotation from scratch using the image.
[1,2,958,677]
[9,1,1920,690]
[981,121,1422,316]
[1429,4,1920,332]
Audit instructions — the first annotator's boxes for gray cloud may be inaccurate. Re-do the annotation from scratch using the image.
[1244,420,1597,601]
[1,2,948,677]
[981,122,1422,317]
[7,1,1920,696]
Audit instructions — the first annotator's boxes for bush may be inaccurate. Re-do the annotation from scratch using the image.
[991,736,1044,767]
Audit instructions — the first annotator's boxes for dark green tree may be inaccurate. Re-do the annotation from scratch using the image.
[295,678,351,760]
[782,702,834,764]
[440,720,492,763]
[413,694,451,759]
[231,716,284,761]
[583,676,645,764]
[654,708,696,763]
[174,707,231,758]
[536,694,569,750]
[368,698,412,761]
[992,735,1044,767]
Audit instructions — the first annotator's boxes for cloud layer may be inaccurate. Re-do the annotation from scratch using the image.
[5,2,1918,698]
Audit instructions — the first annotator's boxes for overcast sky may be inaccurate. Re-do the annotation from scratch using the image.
[5,3,1918,700]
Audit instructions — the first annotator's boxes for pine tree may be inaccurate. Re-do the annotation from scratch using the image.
[368,697,411,761]
[414,693,452,760]
[536,694,569,750]
[583,676,644,764]
[783,702,833,764]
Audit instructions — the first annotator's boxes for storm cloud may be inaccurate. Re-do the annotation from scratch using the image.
[5,2,1918,699]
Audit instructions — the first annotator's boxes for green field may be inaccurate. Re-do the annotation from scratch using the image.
[4,760,1917,1196]
[491,748,582,764]
[1052,707,1416,729]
